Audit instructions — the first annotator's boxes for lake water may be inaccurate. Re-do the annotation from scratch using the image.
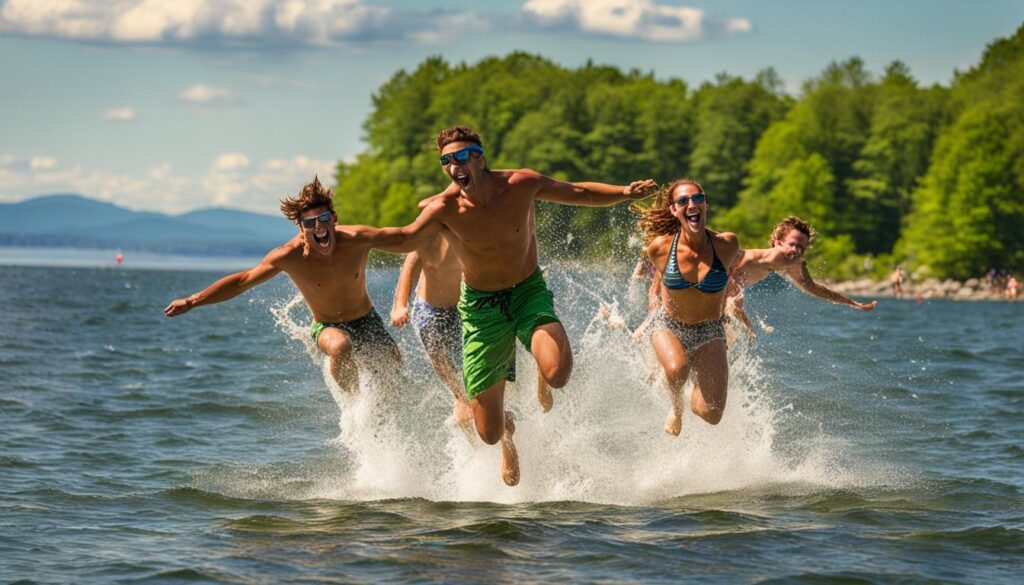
[0,258,1021,584]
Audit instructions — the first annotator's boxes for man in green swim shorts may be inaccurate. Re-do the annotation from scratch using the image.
[402,126,657,486]
[165,177,432,392]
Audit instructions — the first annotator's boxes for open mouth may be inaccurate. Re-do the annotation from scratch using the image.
[684,210,701,228]
[312,228,331,249]
[454,170,471,189]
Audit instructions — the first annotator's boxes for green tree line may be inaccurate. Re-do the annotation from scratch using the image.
[335,25,1024,280]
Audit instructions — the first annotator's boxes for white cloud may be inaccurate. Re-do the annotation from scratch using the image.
[212,152,250,171]
[0,152,335,214]
[30,157,57,171]
[205,154,334,209]
[724,18,753,34]
[522,0,751,42]
[103,107,137,121]
[178,84,238,105]
[0,0,750,48]
[0,0,462,48]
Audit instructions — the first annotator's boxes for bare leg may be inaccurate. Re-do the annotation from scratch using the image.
[690,339,728,425]
[727,295,756,341]
[501,411,519,486]
[528,322,572,413]
[470,380,520,486]
[425,351,473,428]
[651,327,690,436]
[536,369,553,413]
[317,328,358,392]
[530,321,573,389]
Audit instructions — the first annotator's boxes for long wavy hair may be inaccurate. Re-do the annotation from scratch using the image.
[631,178,704,243]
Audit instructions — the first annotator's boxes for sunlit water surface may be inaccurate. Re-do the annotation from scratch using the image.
[1,262,1021,584]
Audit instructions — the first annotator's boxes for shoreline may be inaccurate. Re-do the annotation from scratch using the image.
[823,277,1019,302]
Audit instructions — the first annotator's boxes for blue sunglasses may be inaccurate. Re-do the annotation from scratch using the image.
[439,144,484,166]
[673,193,706,206]
[300,211,332,229]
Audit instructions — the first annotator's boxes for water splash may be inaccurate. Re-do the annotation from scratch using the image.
[241,269,867,505]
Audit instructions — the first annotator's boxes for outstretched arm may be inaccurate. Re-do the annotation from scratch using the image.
[535,172,657,207]
[390,252,423,327]
[786,262,877,311]
[164,247,287,317]
[350,202,446,254]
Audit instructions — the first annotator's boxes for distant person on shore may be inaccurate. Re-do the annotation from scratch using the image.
[165,177,432,392]
[632,178,740,435]
[401,125,655,485]
[726,216,877,338]
[1006,274,1019,301]
[890,264,905,298]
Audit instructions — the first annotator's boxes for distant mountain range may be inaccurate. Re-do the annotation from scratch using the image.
[0,194,299,255]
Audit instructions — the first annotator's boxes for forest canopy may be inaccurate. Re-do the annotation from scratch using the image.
[335,24,1024,280]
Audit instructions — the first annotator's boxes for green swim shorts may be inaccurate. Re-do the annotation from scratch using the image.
[457,267,561,398]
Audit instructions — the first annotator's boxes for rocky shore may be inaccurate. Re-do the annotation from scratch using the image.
[825,278,1018,302]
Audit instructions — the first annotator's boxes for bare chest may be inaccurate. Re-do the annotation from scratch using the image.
[447,198,534,251]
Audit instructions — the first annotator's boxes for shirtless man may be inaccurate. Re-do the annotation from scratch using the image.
[387,237,500,424]
[390,232,542,429]
[404,126,656,485]
[165,177,427,392]
[727,216,877,338]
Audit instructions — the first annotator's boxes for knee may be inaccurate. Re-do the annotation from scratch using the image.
[541,354,573,389]
[663,362,688,387]
[696,403,725,425]
[324,337,354,361]
[477,425,503,445]
[544,364,571,389]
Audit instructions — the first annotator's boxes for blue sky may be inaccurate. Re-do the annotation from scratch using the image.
[1,0,1021,215]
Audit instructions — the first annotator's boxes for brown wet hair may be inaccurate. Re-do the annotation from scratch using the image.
[631,178,704,243]
[280,176,335,224]
[769,216,815,246]
[436,126,483,151]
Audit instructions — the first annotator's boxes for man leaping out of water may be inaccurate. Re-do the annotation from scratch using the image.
[165,177,432,392]
[727,216,877,338]
[403,126,656,486]
[391,233,553,425]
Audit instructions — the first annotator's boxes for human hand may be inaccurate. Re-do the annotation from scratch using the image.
[164,297,193,317]
[391,306,410,327]
[855,300,878,311]
[624,179,657,200]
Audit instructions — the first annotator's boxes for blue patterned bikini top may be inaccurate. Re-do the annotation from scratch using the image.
[662,230,729,293]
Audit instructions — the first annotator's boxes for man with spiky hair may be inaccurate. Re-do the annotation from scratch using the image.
[165,176,432,392]
[404,125,657,486]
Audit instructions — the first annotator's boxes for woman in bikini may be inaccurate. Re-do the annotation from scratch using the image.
[631,178,741,435]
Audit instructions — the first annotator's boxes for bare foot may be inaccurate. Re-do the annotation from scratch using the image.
[501,411,520,486]
[664,405,682,436]
[537,378,553,413]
